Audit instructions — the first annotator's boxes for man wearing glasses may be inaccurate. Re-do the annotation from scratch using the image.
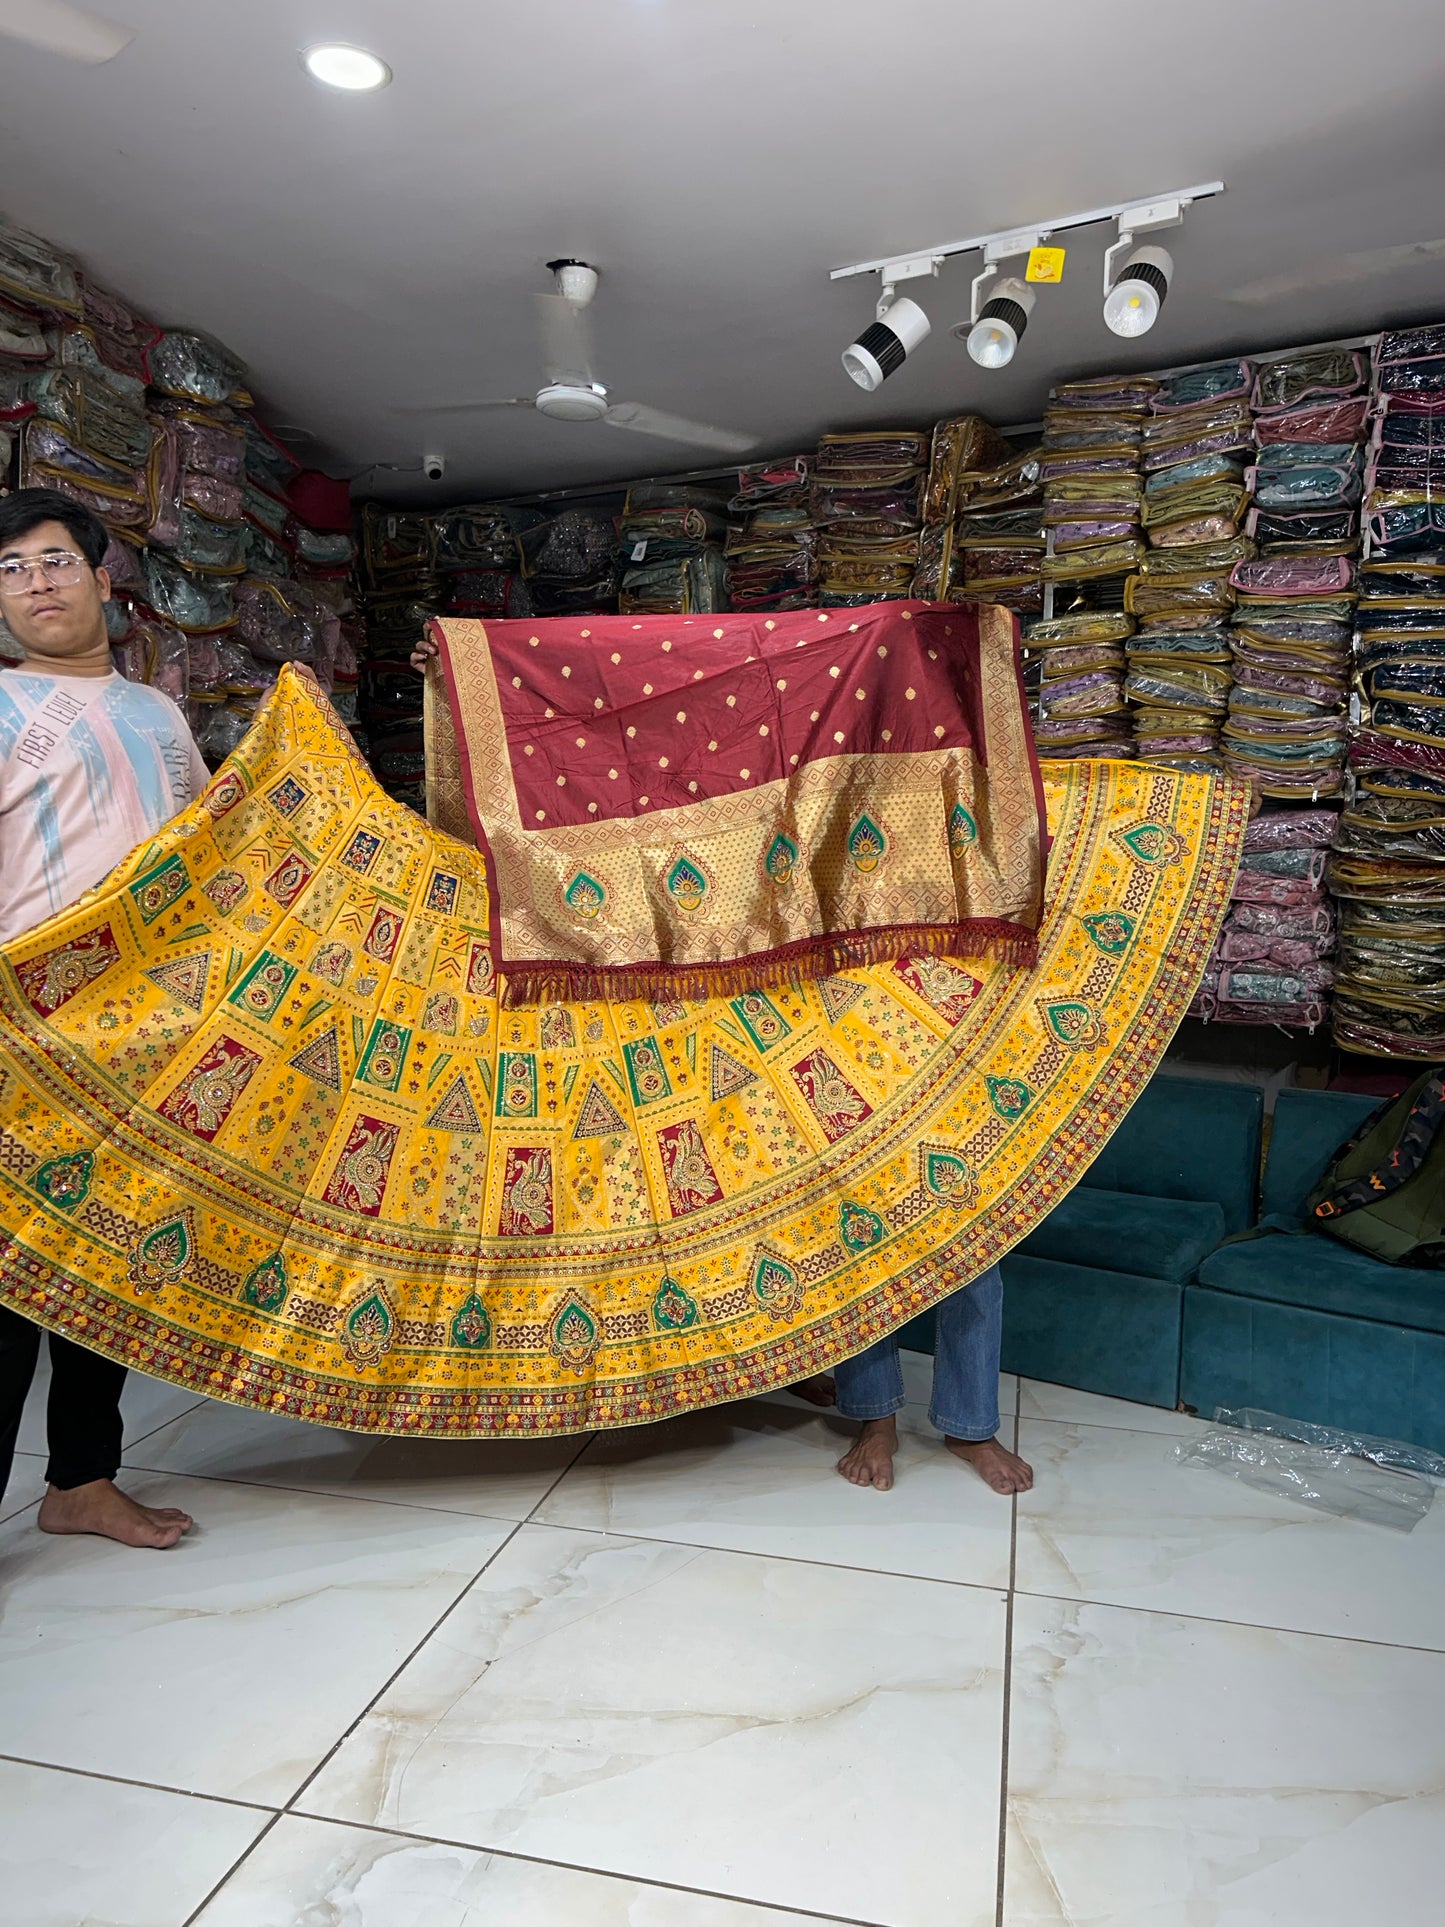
[0,487,210,1550]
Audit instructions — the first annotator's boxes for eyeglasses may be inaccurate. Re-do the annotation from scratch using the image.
[0,550,91,596]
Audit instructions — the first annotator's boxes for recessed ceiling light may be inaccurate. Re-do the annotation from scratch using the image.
[302,43,391,91]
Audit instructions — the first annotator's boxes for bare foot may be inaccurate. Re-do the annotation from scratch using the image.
[787,1375,836,1408]
[38,1478,193,1549]
[946,1435,1033,1494]
[837,1415,897,1489]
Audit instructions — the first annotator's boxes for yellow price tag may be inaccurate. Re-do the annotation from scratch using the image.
[1026,246,1066,284]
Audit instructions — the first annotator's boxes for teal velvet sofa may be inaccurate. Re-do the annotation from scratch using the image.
[902,1074,1263,1410]
[1183,1087,1445,1454]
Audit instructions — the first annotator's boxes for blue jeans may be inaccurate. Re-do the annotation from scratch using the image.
[833,1264,1003,1441]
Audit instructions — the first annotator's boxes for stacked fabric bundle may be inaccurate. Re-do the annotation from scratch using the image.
[1041,377,1151,596]
[618,483,729,614]
[1222,553,1353,797]
[1326,323,1445,1054]
[3,225,155,543]
[433,503,527,619]
[1217,346,1370,799]
[1126,361,1254,772]
[1190,807,1337,1029]
[725,460,816,611]
[1025,610,1134,758]
[1329,732,1445,1058]
[911,415,1009,601]
[812,430,927,605]
[0,216,369,765]
[947,446,1045,615]
[514,505,619,615]
[354,504,442,811]
[146,386,250,751]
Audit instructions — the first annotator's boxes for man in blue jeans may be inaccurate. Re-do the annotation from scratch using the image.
[802,1266,1033,1493]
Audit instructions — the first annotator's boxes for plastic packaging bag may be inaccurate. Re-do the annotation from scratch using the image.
[1025,612,1134,645]
[1251,349,1367,413]
[1150,359,1251,411]
[1231,554,1354,598]
[148,331,249,407]
[1176,1409,1439,1532]
[0,218,80,314]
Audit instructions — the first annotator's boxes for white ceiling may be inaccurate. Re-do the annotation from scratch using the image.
[4,0,1445,501]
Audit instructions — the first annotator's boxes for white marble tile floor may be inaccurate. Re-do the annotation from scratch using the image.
[1,1366,1440,1925]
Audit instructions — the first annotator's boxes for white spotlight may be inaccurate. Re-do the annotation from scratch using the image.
[842,295,931,392]
[1104,244,1173,337]
[959,277,1035,369]
[303,44,392,91]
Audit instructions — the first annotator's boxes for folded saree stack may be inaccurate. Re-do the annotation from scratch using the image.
[1222,347,1369,800]
[1033,375,1156,754]
[1190,806,1337,1030]
[0,605,1247,1433]
[434,503,528,621]
[0,214,368,773]
[618,483,730,615]
[726,459,817,611]
[1026,609,1135,759]
[1127,362,1255,773]
[911,415,1017,603]
[812,431,928,606]
[514,504,620,616]
[1041,376,1151,594]
[1330,321,1445,1055]
[356,504,443,814]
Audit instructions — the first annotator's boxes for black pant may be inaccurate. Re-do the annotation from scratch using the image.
[0,1303,125,1504]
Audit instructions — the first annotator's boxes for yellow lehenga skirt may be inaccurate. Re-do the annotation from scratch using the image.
[0,671,1245,1435]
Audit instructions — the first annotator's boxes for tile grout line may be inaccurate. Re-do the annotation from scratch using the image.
[284,1809,900,1927]
[995,1383,1020,1927]
[276,1428,596,1816]
[177,1507,533,1927]
[518,1509,1015,1595]
[0,1750,280,1815]
[180,1813,284,1927]
[112,1455,573,1525]
[1009,1582,1445,1658]
[180,1435,601,1927]
[119,1394,212,1454]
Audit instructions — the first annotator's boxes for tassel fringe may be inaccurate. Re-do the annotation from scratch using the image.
[499,920,1038,1009]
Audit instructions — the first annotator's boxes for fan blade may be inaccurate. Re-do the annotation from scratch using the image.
[0,0,134,62]
[602,402,756,455]
[534,292,596,385]
[1227,237,1445,305]
[387,397,536,416]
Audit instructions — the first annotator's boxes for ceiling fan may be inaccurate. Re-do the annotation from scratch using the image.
[392,261,758,456]
[0,0,134,61]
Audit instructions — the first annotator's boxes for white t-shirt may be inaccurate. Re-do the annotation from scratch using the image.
[0,669,210,944]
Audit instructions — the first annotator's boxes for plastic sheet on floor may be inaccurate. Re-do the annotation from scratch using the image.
[1175,1408,1440,1532]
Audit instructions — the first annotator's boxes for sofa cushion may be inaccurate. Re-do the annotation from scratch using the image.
[1002,1254,1183,1409]
[1017,1186,1225,1282]
[1086,1075,1262,1233]
[1197,1230,1445,1335]
[1261,1088,1383,1224]
[1182,1289,1445,1457]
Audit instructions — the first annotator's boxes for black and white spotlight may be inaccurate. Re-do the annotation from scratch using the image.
[958,277,1035,370]
[841,294,931,392]
[1103,244,1173,337]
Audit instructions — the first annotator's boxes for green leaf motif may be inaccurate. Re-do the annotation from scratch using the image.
[451,1292,492,1350]
[32,1150,93,1212]
[242,1253,289,1315]
[986,1076,1033,1121]
[652,1277,699,1331]
[839,1198,886,1251]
